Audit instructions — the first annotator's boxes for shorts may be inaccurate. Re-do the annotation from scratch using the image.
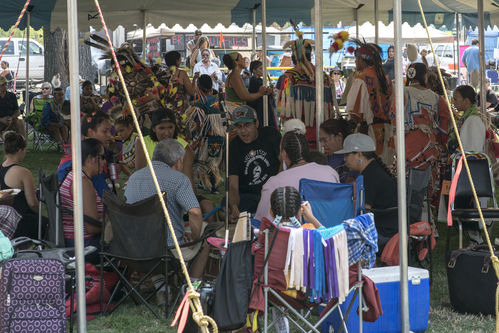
[171,222,207,262]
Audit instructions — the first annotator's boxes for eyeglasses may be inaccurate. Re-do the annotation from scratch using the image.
[42,87,51,90]
[318,135,332,144]
[333,72,341,75]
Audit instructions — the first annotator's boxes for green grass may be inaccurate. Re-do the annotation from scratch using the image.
[16,144,499,332]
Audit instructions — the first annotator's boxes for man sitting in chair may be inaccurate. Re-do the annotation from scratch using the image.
[125,138,209,279]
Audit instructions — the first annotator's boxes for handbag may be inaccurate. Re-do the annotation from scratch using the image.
[447,244,499,315]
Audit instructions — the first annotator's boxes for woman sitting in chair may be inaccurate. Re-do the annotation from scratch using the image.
[254,130,339,222]
[60,138,103,248]
[0,131,43,239]
[336,133,398,250]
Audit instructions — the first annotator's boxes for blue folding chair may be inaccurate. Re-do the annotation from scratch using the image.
[299,176,364,227]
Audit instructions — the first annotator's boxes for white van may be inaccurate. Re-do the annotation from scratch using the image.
[0,38,44,83]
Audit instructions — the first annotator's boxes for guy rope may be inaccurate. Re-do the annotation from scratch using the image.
[92,0,218,331]
[417,1,499,331]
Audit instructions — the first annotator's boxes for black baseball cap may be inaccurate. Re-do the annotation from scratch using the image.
[195,29,202,36]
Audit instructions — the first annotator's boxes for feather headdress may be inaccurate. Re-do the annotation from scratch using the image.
[283,20,315,80]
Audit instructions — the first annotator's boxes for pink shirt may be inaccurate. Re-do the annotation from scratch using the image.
[254,163,339,221]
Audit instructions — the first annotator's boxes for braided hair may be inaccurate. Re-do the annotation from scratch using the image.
[81,111,111,137]
[352,38,389,95]
[281,130,310,168]
[270,186,301,220]
[362,151,396,181]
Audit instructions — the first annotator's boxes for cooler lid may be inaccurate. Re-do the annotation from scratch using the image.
[363,266,429,284]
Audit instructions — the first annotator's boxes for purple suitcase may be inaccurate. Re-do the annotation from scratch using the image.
[0,259,66,333]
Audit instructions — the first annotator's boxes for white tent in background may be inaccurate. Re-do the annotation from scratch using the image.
[345,21,454,44]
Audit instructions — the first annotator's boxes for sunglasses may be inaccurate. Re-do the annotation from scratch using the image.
[333,72,341,75]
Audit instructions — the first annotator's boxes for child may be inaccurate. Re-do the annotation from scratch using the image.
[269,186,322,229]
[115,115,138,177]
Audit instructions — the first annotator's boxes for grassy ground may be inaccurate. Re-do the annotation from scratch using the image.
[15,144,499,332]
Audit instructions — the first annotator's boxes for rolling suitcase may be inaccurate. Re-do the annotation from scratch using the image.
[447,244,499,315]
[0,258,66,332]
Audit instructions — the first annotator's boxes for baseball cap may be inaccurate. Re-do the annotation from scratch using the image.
[233,105,257,124]
[195,29,202,36]
[335,133,375,154]
[0,76,7,85]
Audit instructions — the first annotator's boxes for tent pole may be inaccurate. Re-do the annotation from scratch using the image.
[314,0,323,150]
[374,0,379,44]
[142,10,146,61]
[478,0,486,116]
[262,0,268,126]
[355,8,359,38]
[252,7,257,61]
[393,0,409,331]
[455,13,460,81]
[25,8,31,116]
[67,0,86,332]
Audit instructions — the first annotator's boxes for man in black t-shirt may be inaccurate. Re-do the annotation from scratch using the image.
[228,105,281,220]
[0,76,25,137]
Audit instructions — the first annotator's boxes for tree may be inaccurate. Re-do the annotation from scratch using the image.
[43,27,96,88]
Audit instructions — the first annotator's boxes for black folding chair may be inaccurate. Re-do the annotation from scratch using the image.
[447,153,499,250]
[100,191,223,319]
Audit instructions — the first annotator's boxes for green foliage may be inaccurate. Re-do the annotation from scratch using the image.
[0,27,43,45]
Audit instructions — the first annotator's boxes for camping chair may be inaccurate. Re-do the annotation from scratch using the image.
[377,168,436,282]
[299,176,365,228]
[447,152,499,250]
[100,191,223,319]
[250,217,366,333]
[38,169,65,247]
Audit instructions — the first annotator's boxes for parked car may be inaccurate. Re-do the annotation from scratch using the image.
[0,38,44,83]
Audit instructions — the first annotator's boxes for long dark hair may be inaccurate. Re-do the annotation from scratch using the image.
[270,186,301,220]
[352,38,389,95]
[319,118,352,139]
[81,138,104,164]
[361,151,396,181]
[81,112,110,137]
[281,131,310,168]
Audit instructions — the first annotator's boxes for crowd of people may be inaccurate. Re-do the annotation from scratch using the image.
[0,27,495,305]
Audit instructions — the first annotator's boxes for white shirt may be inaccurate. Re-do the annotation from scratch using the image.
[193,61,223,91]
[460,115,486,152]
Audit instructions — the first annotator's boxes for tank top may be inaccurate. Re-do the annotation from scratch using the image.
[0,164,31,216]
[60,171,103,240]
[32,95,53,112]
[225,74,247,105]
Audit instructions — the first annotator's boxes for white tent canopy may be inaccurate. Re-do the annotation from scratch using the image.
[126,23,282,40]
[345,21,455,44]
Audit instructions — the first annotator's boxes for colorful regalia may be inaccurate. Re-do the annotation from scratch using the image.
[183,94,226,191]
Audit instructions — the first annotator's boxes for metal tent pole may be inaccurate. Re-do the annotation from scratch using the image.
[262,0,268,126]
[478,0,486,116]
[252,5,259,61]
[25,8,31,114]
[142,10,147,61]
[393,0,409,331]
[455,13,460,81]
[314,0,323,150]
[67,0,86,331]
[374,0,379,44]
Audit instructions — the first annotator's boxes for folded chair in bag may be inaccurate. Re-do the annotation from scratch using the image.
[447,152,499,250]
[38,169,64,247]
[299,176,364,228]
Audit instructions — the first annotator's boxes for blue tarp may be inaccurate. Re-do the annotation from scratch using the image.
[0,0,57,31]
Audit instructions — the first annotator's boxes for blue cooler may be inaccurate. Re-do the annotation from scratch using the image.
[322,266,429,333]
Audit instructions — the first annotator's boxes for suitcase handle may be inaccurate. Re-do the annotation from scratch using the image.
[12,250,43,258]
[447,247,494,273]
